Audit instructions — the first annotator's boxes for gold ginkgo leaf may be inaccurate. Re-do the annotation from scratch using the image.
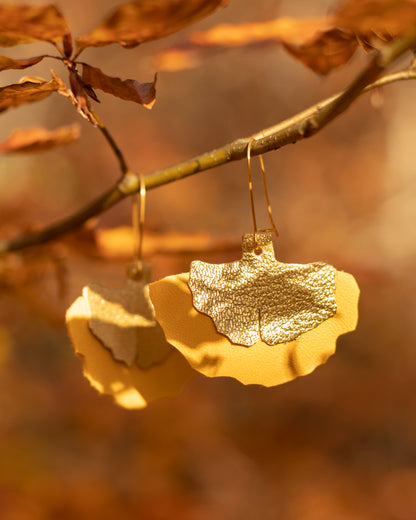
[188,233,337,346]
[149,244,359,386]
[83,266,171,368]
[66,295,195,409]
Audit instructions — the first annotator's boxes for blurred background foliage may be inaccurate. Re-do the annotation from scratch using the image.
[1,0,416,518]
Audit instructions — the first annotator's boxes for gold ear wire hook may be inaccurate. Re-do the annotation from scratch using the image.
[138,175,146,264]
[246,138,259,249]
[247,138,279,253]
[130,175,146,279]
[258,154,279,238]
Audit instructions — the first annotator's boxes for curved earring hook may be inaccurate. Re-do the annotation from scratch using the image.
[258,153,279,238]
[246,138,279,252]
[129,175,146,279]
[246,137,258,246]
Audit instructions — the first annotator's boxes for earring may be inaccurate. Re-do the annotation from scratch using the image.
[66,176,194,409]
[150,140,360,386]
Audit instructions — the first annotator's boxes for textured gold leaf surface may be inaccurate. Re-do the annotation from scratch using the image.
[189,234,337,346]
[84,270,171,369]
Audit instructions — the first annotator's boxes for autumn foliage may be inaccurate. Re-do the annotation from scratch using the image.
[1,0,416,519]
[0,0,414,151]
[0,1,225,128]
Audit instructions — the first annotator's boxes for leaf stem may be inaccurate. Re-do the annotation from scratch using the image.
[90,109,130,176]
[2,30,416,254]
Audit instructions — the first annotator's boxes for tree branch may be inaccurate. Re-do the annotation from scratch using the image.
[2,29,416,254]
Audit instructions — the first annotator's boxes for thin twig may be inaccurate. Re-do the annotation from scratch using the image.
[2,30,416,254]
[90,109,130,176]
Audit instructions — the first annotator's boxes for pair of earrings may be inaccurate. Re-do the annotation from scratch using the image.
[66,142,359,409]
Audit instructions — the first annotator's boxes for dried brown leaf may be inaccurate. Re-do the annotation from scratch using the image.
[335,0,416,37]
[0,4,70,46]
[50,68,97,124]
[50,69,74,100]
[69,69,90,109]
[68,69,99,124]
[82,64,156,109]
[0,124,80,154]
[17,75,48,84]
[76,0,227,54]
[0,79,60,112]
[156,16,358,74]
[283,29,357,75]
[63,33,73,58]
[0,55,46,71]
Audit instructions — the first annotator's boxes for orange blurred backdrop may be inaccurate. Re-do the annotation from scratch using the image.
[1,1,416,518]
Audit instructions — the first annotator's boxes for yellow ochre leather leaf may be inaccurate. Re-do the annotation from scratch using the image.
[149,270,359,387]
[66,296,194,409]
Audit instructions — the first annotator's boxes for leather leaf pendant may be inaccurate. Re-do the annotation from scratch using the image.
[65,266,194,408]
[83,277,171,369]
[189,233,337,346]
[149,235,359,387]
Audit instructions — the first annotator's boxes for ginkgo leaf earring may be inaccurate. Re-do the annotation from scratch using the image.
[189,232,337,346]
[83,183,170,369]
[150,140,360,386]
[189,141,337,346]
[66,176,194,409]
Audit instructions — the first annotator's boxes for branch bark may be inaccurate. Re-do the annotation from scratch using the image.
[2,29,416,254]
